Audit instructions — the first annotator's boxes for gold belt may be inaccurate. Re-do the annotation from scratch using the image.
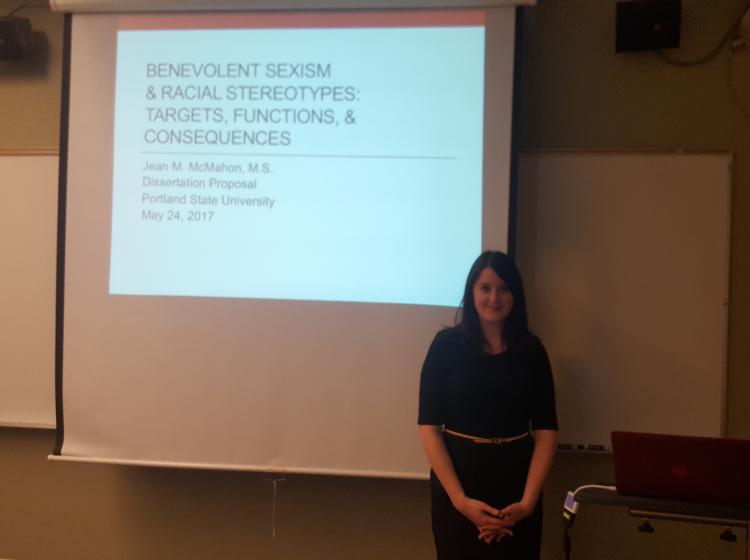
[442,428,529,445]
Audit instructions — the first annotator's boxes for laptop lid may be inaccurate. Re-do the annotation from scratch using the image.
[611,431,750,505]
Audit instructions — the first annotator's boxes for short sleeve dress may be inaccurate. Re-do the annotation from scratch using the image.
[418,328,558,560]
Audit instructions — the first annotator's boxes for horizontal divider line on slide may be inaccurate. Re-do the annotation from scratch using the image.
[140,151,457,160]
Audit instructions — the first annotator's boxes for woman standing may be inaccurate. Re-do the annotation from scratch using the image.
[418,251,557,559]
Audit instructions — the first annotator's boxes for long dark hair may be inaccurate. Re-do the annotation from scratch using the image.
[456,251,535,352]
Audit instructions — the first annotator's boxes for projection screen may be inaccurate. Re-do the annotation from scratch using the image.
[54,6,520,478]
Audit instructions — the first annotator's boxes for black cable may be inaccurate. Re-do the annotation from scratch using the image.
[561,485,616,560]
[563,520,573,560]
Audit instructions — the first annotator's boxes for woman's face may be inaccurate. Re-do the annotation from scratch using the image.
[472,267,514,328]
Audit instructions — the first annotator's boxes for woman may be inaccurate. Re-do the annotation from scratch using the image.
[418,251,557,559]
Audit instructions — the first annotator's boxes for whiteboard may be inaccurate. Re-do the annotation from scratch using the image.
[0,153,58,428]
[516,151,731,449]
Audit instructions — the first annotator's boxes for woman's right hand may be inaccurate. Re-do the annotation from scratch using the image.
[455,496,514,539]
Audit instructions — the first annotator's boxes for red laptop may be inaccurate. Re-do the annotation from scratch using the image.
[611,431,750,505]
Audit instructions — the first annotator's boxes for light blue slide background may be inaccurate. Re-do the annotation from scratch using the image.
[110,25,485,306]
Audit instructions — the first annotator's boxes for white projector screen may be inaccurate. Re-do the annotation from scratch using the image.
[56,7,518,478]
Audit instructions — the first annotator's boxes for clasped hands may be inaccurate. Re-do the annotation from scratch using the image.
[457,497,533,544]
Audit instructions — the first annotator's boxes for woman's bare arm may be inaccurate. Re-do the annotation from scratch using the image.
[419,425,513,538]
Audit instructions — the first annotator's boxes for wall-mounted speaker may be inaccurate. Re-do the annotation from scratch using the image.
[0,17,35,60]
[616,0,681,52]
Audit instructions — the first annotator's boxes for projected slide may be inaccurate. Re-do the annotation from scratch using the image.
[110,12,485,306]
